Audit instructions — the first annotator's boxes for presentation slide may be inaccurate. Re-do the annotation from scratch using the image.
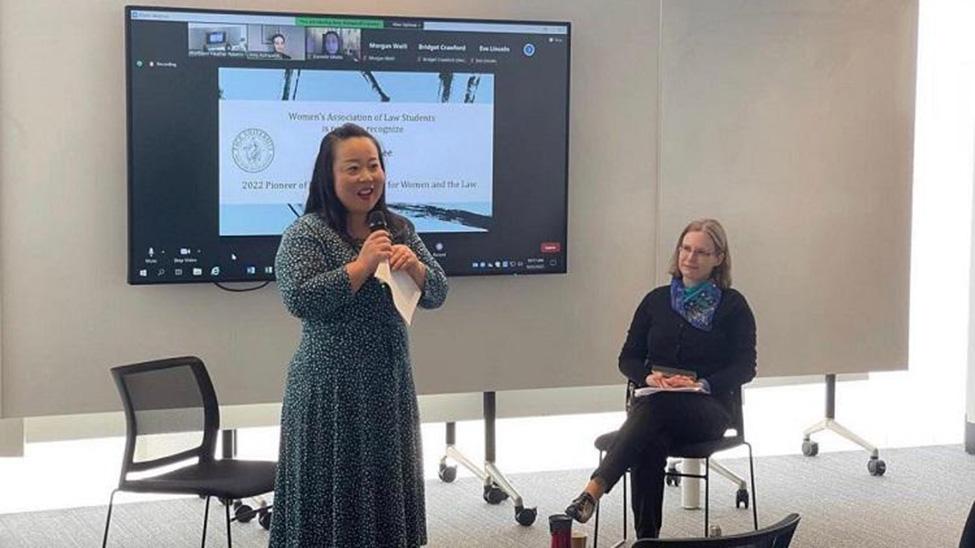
[218,68,494,236]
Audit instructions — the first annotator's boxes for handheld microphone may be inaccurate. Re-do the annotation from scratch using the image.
[367,210,387,233]
[367,211,391,287]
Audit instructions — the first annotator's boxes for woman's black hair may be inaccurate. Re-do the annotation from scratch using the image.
[304,123,409,243]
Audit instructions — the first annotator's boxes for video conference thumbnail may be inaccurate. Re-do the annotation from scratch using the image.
[305,28,362,60]
[187,23,359,62]
[187,23,248,56]
[246,25,306,60]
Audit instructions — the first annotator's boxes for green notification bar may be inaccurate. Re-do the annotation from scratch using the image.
[295,17,384,29]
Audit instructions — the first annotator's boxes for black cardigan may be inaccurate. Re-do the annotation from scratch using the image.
[618,285,757,410]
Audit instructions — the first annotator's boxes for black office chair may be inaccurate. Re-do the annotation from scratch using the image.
[593,384,758,547]
[632,513,799,548]
[102,356,277,547]
[959,500,975,548]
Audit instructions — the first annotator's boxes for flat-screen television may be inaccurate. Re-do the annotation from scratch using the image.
[126,7,570,284]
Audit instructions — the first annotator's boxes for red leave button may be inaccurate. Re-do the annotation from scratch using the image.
[540,242,561,253]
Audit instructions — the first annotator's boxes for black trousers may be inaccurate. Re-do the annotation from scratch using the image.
[591,392,732,539]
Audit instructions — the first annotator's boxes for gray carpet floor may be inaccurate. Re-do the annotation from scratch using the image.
[1,445,971,547]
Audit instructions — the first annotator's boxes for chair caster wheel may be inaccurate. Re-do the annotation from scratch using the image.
[801,440,819,457]
[868,457,886,476]
[483,484,507,504]
[438,463,457,483]
[235,503,257,523]
[735,488,749,509]
[258,508,272,530]
[514,505,537,526]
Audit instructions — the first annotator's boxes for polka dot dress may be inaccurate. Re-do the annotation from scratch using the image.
[269,214,448,547]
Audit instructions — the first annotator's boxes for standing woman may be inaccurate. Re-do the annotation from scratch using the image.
[270,123,448,547]
[565,218,756,539]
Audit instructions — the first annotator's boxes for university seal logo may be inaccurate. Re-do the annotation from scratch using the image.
[232,128,274,173]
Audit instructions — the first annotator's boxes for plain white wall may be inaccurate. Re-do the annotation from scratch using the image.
[657,0,917,377]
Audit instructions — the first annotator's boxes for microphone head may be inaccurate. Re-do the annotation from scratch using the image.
[367,210,388,232]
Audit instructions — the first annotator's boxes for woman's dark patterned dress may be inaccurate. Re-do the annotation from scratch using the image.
[269,214,448,547]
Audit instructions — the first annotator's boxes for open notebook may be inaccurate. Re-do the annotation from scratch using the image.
[633,385,705,398]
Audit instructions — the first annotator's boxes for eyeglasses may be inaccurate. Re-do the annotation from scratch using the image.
[678,244,718,258]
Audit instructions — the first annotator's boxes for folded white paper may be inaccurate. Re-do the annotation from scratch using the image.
[374,262,422,325]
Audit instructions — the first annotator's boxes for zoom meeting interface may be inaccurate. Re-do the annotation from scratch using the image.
[127,8,569,284]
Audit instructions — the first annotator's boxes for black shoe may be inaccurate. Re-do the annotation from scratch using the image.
[565,491,597,524]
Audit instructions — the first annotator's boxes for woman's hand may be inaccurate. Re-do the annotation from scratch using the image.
[645,372,699,389]
[390,244,420,275]
[391,244,428,289]
[665,375,700,389]
[646,372,666,387]
[355,230,392,275]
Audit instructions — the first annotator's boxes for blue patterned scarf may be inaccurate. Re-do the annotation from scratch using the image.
[670,277,722,331]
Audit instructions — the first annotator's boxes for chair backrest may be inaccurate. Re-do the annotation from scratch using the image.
[110,356,220,483]
[727,387,745,439]
[633,513,800,547]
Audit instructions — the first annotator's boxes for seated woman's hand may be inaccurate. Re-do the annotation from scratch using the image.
[644,372,699,389]
[646,372,666,387]
[665,375,699,389]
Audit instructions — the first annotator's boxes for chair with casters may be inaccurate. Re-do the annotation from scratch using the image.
[102,356,277,547]
[959,499,975,548]
[592,383,758,547]
[632,513,799,548]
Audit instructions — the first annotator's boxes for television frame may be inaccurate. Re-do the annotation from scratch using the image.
[126,5,571,284]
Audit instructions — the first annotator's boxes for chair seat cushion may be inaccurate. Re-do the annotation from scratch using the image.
[121,459,276,499]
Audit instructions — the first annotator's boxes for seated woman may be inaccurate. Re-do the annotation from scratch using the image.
[565,218,757,539]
